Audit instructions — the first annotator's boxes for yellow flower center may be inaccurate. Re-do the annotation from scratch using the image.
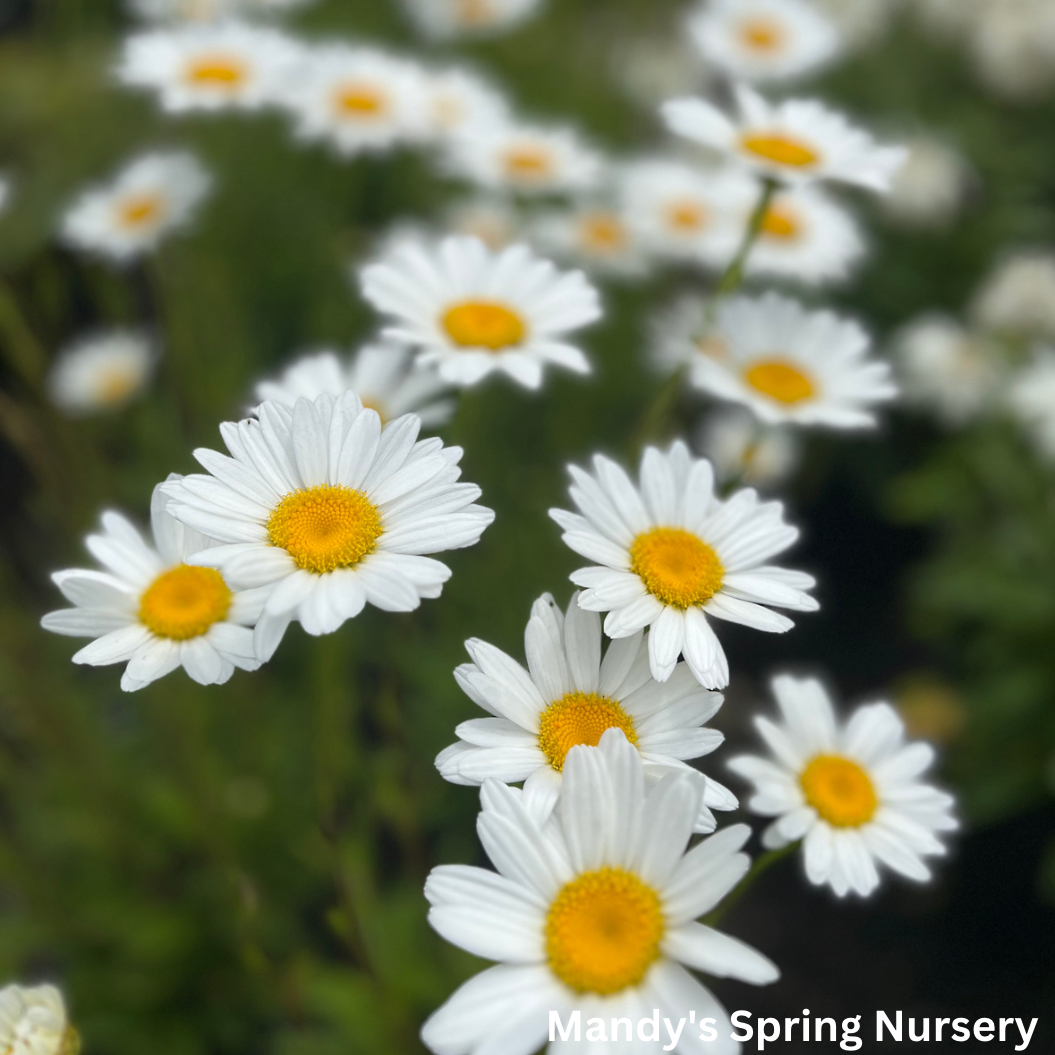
[266,484,383,575]
[334,84,387,117]
[185,55,248,88]
[739,16,785,51]
[138,565,232,641]
[760,203,801,240]
[800,755,878,828]
[740,133,820,169]
[442,301,526,351]
[537,691,638,772]
[744,359,816,404]
[359,396,388,422]
[665,200,708,233]
[630,527,724,609]
[546,868,664,995]
[456,0,495,24]
[579,213,627,252]
[503,145,554,180]
[95,366,140,405]
[117,193,164,230]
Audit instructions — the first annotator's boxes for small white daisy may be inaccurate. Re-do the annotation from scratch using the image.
[277,45,429,156]
[697,407,800,489]
[129,0,317,20]
[162,391,494,660]
[360,235,601,390]
[529,201,648,279]
[728,674,958,898]
[421,66,509,141]
[444,196,521,251]
[549,440,817,690]
[254,344,455,429]
[0,985,75,1055]
[884,136,970,228]
[436,591,737,832]
[971,249,1055,341]
[41,478,265,692]
[662,83,906,193]
[1007,348,1055,459]
[422,728,778,1055]
[689,292,898,429]
[402,0,544,41]
[60,151,210,263]
[688,0,842,84]
[115,22,300,113]
[648,295,732,377]
[47,330,156,415]
[444,121,602,196]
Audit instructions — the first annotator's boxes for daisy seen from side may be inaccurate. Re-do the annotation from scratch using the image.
[47,330,156,415]
[0,984,76,1055]
[402,0,544,41]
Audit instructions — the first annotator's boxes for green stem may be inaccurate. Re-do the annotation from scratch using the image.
[702,841,797,927]
[0,276,49,390]
[710,177,779,308]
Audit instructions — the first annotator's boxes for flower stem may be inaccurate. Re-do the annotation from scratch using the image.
[710,177,779,307]
[702,841,798,927]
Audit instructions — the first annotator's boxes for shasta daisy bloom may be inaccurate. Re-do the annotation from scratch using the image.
[47,330,156,415]
[254,344,455,429]
[436,592,737,832]
[1007,348,1055,459]
[0,984,76,1055]
[690,292,898,429]
[115,22,300,113]
[529,202,647,279]
[444,196,521,251]
[402,0,544,41]
[549,440,817,690]
[422,67,509,141]
[360,235,601,389]
[971,250,1055,341]
[277,46,428,156]
[648,295,731,377]
[697,408,800,489]
[422,729,778,1055]
[162,391,494,660]
[444,122,602,196]
[41,479,265,692]
[688,0,842,84]
[728,675,958,898]
[60,151,210,263]
[661,83,906,193]
[129,0,317,19]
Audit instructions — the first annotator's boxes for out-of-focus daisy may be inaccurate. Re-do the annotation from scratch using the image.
[254,344,455,428]
[47,330,156,415]
[884,136,970,227]
[0,984,76,1055]
[0,177,10,217]
[969,0,1055,100]
[444,196,520,251]
[129,0,317,19]
[360,235,601,389]
[422,67,508,141]
[163,392,494,660]
[688,0,841,84]
[444,122,601,196]
[619,160,747,268]
[402,0,544,41]
[662,84,906,193]
[648,295,731,376]
[697,407,800,489]
[436,592,736,832]
[60,152,210,263]
[550,440,817,689]
[529,201,647,279]
[116,22,299,113]
[690,292,898,429]
[972,250,1055,341]
[728,674,958,898]
[612,35,704,110]
[422,729,778,1055]
[1007,348,1055,459]
[894,314,1002,426]
[42,478,264,691]
[277,46,428,156]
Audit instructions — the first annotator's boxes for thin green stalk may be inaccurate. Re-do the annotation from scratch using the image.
[0,277,49,390]
[702,842,798,927]
[710,177,780,307]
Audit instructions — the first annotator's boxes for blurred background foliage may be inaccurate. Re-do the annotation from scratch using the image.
[0,0,1054,1051]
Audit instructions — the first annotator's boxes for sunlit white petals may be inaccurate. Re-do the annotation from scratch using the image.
[422,67,509,140]
[402,0,545,41]
[0,984,73,1055]
[47,330,156,416]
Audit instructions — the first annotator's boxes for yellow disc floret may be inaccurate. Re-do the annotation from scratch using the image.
[185,55,248,88]
[760,203,801,240]
[117,193,164,230]
[740,133,820,168]
[666,201,708,233]
[503,145,554,180]
[800,754,878,828]
[744,359,816,404]
[442,301,526,351]
[139,565,232,641]
[335,84,387,116]
[579,213,627,252]
[546,868,664,995]
[739,17,785,52]
[537,691,638,772]
[267,484,383,575]
[630,527,725,609]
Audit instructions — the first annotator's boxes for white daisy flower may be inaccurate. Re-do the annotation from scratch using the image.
[662,83,906,193]
[689,292,898,429]
[437,591,737,832]
[884,136,970,228]
[422,67,509,141]
[360,235,601,390]
[0,985,75,1055]
[971,249,1055,341]
[277,46,429,156]
[129,0,316,20]
[728,674,958,898]
[697,408,800,489]
[444,196,521,251]
[549,440,818,690]
[41,478,265,692]
[162,391,495,660]
[688,0,841,84]
[444,122,602,196]
[0,177,10,217]
[1007,348,1055,459]
[115,22,300,114]
[422,728,778,1055]
[253,344,455,429]
[47,330,156,415]
[648,295,731,377]
[60,151,211,263]
[402,0,544,41]
[529,201,648,279]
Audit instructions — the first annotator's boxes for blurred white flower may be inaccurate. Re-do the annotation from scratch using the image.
[972,250,1055,340]
[529,201,647,279]
[444,196,521,250]
[729,674,958,899]
[128,0,317,20]
[688,0,841,84]
[884,136,970,227]
[0,177,10,217]
[697,407,800,489]
[60,151,210,262]
[662,83,906,193]
[0,984,74,1055]
[254,345,455,428]
[402,0,544,41]
[47,330,156,415]
[894,314,1002,425]
[612,36,705,110]
[116,21,300,113]
[969,0,1055,100]
[648,294,731,376]
[421,67,509,141]
[360,235,601,389]
[1007,348,1055,459]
